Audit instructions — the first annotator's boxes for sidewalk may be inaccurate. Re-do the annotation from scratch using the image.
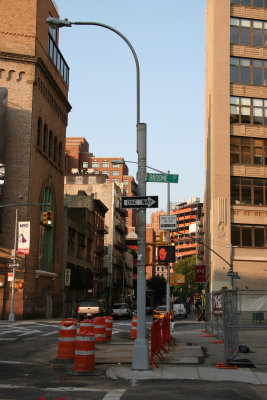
[102,320,267,384]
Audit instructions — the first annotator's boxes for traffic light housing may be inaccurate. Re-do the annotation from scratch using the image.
[42,210,53,226]
[46,210,53,226]
[170,234,175,246]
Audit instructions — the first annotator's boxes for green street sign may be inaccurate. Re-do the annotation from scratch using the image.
[146,173,179,183]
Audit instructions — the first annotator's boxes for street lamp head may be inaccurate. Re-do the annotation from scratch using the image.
[46,17,72,29]
[111,160,124,165]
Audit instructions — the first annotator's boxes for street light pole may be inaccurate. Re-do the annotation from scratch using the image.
[8,206,18,322]
[46,17,150,370]
[166,171,171,315]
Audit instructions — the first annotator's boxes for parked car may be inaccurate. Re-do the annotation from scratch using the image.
[153,305,174,321]
[77,299,105,320]
[173,302,187,319]
[146,306,153,314]
[112,303,132,319]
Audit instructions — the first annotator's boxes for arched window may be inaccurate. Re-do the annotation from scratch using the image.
[58,142,62,168]
[37,117,42,147]
[43,124,47,153]
[18,72,25,82]
[53,136,58,163]
[48,130,53,158]
[40,187,54,272]
[7,70,15,81]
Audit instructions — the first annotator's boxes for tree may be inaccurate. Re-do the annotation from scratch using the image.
[147,275,166,306]
[172,256,197,302]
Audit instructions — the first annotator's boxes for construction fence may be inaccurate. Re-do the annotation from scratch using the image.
[205,289,267,366]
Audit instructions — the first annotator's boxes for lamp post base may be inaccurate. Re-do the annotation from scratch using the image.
[132,338,150,370]
[8,313,15,322]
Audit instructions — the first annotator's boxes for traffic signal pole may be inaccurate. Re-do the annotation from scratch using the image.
[166,171,171,315]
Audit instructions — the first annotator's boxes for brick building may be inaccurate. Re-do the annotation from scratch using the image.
[64,174,130,310]
[205,0,267,291]
[65,138,138,233]
[62,192,108,317]
[0,0,71,319]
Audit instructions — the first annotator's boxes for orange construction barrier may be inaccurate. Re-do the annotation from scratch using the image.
[105,316,113,340]
[80,318,94,334]
[57,318,77,360]
[131,315,137,339]
[73,332,95,374]
[94,316,107,343]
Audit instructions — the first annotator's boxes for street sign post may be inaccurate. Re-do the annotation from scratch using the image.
[122,196,158,209]
[159,215,177,230]
[146,173,179,183]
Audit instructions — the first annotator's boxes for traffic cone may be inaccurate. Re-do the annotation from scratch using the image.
[131,315,137,339]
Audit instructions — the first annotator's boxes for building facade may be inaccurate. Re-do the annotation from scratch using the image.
[65,138,138,234]
[205,0,267,291]
[0,0,71,319]
[64,175,130,310]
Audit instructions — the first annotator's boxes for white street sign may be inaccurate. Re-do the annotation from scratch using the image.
[159,215,177,230]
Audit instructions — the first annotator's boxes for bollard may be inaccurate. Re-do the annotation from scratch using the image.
[94,316,107,343]
[57,318,77,360]
[105,316,113,340]
[73,332,95,374]
[80,318,94,334]
[131,315,137,339]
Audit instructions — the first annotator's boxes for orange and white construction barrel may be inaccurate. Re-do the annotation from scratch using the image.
[105,316,113,340]
[73,332,95,373]
[80,318,94,335]
[57,318,77,360]
[131,315,137,339]
[94,316,107,343]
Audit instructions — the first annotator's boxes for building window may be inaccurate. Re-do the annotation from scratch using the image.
[43,124,48,153]
[92,161,99,168]
[58,142,62,168]
[123,179,129,185]
[53,136,58,163]
[230,136,267,165]
[82,162,88,169]
[112,170,119,176]
[230,57,267,86]
[48,131,53,158]
[102,161,109,168]
[40,187,54,272]
[230,96,267,125]
[37,117,42,147]
[112,162,120,168]
[230,18,267,47]
[94,170,99,174]
[231,176,267,205]
[112,179,120,184]
[231,224,267,247]
[231,1,267,6]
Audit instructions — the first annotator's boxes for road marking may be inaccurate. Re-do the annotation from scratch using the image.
[0,338,15,341]
[17,330,41,336]
[40,331,58,336]
[0,384,126,399]
[103,389,126,399]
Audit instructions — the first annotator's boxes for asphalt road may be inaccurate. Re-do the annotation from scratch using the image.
[1,317,267,399]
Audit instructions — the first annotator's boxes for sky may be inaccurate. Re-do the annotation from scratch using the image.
[55,0,206,220]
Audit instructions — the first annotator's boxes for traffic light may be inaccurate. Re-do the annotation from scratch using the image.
[42,211,48,225]
[155,232,163,243]
[42,210,53,226]
[170,234,175,246]
[158,246,175,263]
[46,210,53,226]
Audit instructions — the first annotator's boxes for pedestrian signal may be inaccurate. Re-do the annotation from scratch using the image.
[158,246,175,263]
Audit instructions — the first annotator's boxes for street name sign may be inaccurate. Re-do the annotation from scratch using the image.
[227,271,238,277]
[146,173,179,183]
[159,215,177,230]
[122,196,158,209]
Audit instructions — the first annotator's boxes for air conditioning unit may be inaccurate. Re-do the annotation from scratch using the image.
[71,168,79,174]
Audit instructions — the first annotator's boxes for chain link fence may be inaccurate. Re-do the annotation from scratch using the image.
[205,289,267,366]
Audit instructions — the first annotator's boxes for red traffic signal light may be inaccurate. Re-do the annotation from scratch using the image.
[158,246,175,263]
